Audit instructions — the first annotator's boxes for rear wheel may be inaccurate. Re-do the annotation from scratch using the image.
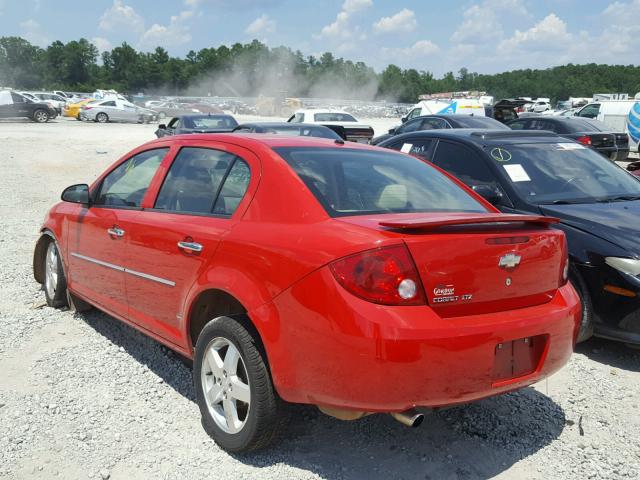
[96,112,108,123]
[570,266,594,343]
[158,111,166,119]
[33,109,49,123]
[194,316,287,453]
[44,242,68,308]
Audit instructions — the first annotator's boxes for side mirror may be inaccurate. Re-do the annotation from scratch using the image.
[388,127,397,134]
[61,184,90,205]
[401,116,408,123]
[158,124,167,130]
[472,184,503,206]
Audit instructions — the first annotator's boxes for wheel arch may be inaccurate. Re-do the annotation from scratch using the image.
[185,289,269,367]
[33,230,58,284]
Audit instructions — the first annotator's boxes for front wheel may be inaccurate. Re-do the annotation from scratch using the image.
[33,109,50,123]
[44,241,68,308]
[570,266,594,343]
[158,111,166,119]
[194,316,287,453]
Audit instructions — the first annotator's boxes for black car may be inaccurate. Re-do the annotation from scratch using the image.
[489,99,530,123]
[371,114,508,145]
[0,91,57,123]
[155,114,238,138]
[379,129,640,345]
[507,116,630,161]
[232,122,343,140]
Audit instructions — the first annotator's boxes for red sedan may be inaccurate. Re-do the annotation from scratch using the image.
[33,134,581,452]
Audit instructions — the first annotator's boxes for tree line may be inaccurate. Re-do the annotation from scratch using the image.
[1,36,639,103]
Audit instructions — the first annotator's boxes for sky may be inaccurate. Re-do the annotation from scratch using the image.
[0,0,638,76]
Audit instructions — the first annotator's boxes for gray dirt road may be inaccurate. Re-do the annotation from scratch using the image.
[1,118,639,480]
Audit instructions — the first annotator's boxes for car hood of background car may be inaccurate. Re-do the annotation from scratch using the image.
[539,200,640,256]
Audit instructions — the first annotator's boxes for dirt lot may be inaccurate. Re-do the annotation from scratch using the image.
[1,117,639,480]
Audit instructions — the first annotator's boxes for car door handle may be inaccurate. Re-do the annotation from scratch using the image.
[107,227,125,237]
[177,241,203,253]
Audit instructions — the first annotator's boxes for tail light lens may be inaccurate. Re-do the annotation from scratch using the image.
[576,135,592,146]
[329,244,426,306]
[560,236,569,286]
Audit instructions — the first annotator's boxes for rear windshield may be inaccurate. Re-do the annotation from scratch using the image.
[456,117,509,129]
[313,112,357,122]
[261,126,339,139]
[489,142,640,204]
[188,116,238,129]
[275,147,487,217]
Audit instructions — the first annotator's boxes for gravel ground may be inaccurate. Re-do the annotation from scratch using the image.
[1,117,639,480]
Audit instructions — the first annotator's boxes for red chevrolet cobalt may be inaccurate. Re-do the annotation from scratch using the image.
[34,134,580,452]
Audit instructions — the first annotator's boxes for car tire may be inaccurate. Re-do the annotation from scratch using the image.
[570,266,594,343]
[33,109,50,123]
[43,241,68,308]
[193,316,288,453]
[96,112,108,123]
[158,111,166,119]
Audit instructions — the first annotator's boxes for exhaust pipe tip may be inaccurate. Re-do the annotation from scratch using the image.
[390,409,425,428]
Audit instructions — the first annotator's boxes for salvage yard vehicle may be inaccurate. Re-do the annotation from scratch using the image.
[80,99,157,123]
[155,114,238,138]
[380,129,640,345]
[34,133,580,452]
[288,109,374,143]
[402,98,488,123]
[233,122,343,140]
[29,92,68,114]
[371,114,508,145]
[507,116,630,161]
[154,101,201,119]
[0,90,57,123]
[63,98,94,119]
[576,97,640,153]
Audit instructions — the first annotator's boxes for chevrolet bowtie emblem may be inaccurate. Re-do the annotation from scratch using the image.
[499,253,521,269]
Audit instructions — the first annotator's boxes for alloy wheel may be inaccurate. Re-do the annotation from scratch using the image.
[200,337,251,434]
[34,110,48,123]
[45,242,59,299]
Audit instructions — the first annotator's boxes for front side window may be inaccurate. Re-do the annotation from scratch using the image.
[432,141,497,187]
[577,104,601,119]
[397,118,423,134]
[407,108,421,119]
[101,101,116,107]
[95,148,168,207]
[154,147,250,216]
[421,118,448,130]
[275,147,487,217]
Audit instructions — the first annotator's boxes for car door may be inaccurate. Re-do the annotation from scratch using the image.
[123,141,257,346]
[10,92,30,116]
[66,148,169,318]
[388,138,436,161]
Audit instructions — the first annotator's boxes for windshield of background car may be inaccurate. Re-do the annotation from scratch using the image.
[456,117,510,129]
[275,147,488,217]
[190,116,238,128]
[489,142,640,204]
[265,126,339,139]
[313,113,357,122]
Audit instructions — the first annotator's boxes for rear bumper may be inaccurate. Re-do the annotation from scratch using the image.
[253,268,580,412]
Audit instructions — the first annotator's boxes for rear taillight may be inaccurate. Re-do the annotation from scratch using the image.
[560,236,569,286]
[329,244,426,306]
[576,135,592,146]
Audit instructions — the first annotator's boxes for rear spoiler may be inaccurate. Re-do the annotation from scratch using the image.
[379,213,559,230]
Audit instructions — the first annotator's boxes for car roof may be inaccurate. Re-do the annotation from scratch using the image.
[295,109,351,114]
[385,128,567,146]
[144,132,378,150]
[177,113,234,118]
[412,114,492,120]
[236,122,327,128]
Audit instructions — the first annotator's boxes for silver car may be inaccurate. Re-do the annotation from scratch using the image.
[80,99,156,124]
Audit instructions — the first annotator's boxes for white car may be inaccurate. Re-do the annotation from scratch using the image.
[80,99,157,123]
[29,92,68,113]
[287,109,374,143]
[530,101,551,113]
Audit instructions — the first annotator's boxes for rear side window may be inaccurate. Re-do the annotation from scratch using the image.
[213,160,251,215]
[101,101,116,107]
[95,148,168,207]
[154,147,250,216]
[275,147,486,217]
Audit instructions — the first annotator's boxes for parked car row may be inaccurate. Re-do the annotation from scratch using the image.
[0,90,58,122]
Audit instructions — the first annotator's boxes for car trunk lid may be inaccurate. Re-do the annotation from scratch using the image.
[339,213,565,317]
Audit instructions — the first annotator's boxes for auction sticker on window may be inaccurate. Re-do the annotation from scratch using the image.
[401,143,413,153]
[556,143,585,150]
[503,164,531,182]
